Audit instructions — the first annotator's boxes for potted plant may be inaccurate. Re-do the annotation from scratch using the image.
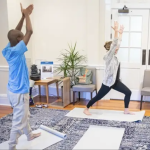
[55,42,87,86]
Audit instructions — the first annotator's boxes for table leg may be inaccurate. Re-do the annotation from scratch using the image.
[61,86,63,101]
[38,85,41,102]
[73,91,76,105]
[46,85,49,105]
[56,82,59,98]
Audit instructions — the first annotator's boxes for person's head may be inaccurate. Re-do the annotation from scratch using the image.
[7,29,24,47]
[104,41,119,54]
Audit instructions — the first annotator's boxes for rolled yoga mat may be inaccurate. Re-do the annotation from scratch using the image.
[39,125,67,139]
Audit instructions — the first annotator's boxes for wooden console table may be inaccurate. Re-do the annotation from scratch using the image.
[34,77,71,107]
[47,77,71,108]
[35,79,59,104]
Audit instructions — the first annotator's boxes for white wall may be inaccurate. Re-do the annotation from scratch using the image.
[0,0,9,66]
[32,0,105,66]
[0,0,9,95]
[7,0,33,60]
[32,0,86,63]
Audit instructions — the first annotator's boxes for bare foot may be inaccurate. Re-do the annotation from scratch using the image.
[83,108,91,115]
[28,133,41,141]
[124,111,135,115]
[124,108,135,115]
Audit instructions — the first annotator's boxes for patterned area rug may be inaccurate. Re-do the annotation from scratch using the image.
[0,108,150,150]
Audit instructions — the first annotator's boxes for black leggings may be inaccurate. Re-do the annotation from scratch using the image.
[87,80,131,108]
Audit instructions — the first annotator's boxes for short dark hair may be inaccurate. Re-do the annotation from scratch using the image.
[7,30,15,42]
[7,29,23,46]
[104,41,112,51]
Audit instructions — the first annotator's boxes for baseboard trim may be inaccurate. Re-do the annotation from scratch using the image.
[0,66,9,72]
[0,94,10,106]
[0,88,39,106]
[109,89,150,102]
[0,64,105,72]
[110,99,144,102]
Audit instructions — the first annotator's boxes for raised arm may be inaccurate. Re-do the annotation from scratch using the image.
[15,16,25,31]
[119,25,124,40]
[114,22,119,39]
[103,21,119,61]
[21,4,34,45]
[15,4,25,31]
[117,25,124,49]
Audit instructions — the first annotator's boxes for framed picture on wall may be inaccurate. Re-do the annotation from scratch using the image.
[41,61,53,79]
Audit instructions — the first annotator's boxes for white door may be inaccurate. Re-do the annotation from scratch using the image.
[108,9,149,101]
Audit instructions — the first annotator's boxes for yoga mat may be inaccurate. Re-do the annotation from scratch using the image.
[0,125,66,150]
[40,125,66,139]
[66,108,145,122]
[73,125,125,150]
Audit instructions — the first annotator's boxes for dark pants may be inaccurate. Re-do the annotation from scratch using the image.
[87,80,131,108]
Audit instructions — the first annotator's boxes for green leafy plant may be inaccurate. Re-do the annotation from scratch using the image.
[55,42,87,86]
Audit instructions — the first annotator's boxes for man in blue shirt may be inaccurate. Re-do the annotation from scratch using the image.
[2,4,41,150]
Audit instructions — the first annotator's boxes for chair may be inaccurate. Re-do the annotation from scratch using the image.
[72,68,97,105]
[140,70,150,110]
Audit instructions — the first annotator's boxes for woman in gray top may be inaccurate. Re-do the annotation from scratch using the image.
[84,21,134,115]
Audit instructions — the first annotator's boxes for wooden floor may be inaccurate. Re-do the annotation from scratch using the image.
[1,95,150,118]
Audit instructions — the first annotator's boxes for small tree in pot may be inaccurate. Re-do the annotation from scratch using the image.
[55,42,87,86]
